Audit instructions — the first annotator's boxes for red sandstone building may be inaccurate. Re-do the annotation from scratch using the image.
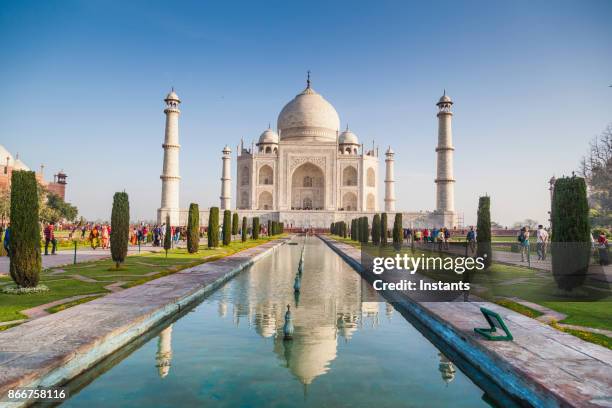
[0,144,67,199]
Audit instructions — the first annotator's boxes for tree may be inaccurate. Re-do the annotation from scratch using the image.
[372,214,381,245]
[381,213,388,246]
[241,216,247,242]
[360,217,369,243]
[9,171,41,287]
[476,196,492,268]
[393,213,403,249]
[232,212,239,236]
[163,215,172,256]
[351,219,356,240]
[46,193,78,221]
[222,210,232,245]
[252,217,260,239]
[579,124,612,227]
[342,221,347,238]
[110,192,130,268]
[187,203,199,254]
[208,207,219,248]
[551,176,591,292]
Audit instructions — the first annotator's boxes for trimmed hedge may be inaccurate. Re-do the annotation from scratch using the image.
[252,217,260,239]
[232,212,239,236]
[208,207,219,248]
[372,214,381,245]
[393,213,402,248]
[9,170,41,287]
[381,213,388,246]
[222,210,232,245]
[187,203,199,254]
[551,177,591,292]
[241,216,247,242]
[110,192,130,268]
[476,196,492,267]
[163,215,172,253]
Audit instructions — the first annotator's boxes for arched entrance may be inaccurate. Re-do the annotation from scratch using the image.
[291,163,325,210]
[342,192,357,211]
[258,191,273,210]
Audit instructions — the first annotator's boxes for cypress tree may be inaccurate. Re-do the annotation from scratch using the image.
[342,221,348,238]
[187,203,199,254]
[232,212,239,236]
[208,207,219,248]
[372,214,381,245]
[393,213,403,249]
[476,196,492,267]
[381,213,388,246]
[551,176,591,292]
[252,217,260,239]
[163,215,172,257]
[241,217,248,242]
[350,219,355,240]
[267,219,272,236]
[354,218,360,241]
[360,217,369,243]
[9,170,41,287]
[110,191,130,268]
[222,210,232,245]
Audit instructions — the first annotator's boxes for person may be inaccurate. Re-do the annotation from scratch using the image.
[3,223,10,257]
[101,225,110,249]
[536,225,549,261]
[81,224,87,239]
[90,225,100,249]
[597,233,609,266]
[444,227,451,250]
[466,226,476,255]
[518,227,530,265]
[44,222,57,255]
[436,228,444,251]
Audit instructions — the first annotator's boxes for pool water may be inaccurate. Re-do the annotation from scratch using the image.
[60,236,495,407]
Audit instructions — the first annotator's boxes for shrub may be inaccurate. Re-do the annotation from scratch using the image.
[252,217,260,240]
[223,210,232,245]
[241,217,247,242]
[372,214,381,245]
[551,177,591,292]
[381,213,388,246]
[9,171,41,287]
[360,217,369,243]
[232,212,239,236]
[163,215,172,255]
[208,207,219,248]
[476,196,492,268]
[110,192,130,268]
[187,203,199,254]
[393,213,402,248]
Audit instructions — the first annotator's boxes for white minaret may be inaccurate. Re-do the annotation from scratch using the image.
[220,145,232,210]
[158,89,181,226]
[155,325,173,378]
[384,146,396,212]
[435,91,456,221]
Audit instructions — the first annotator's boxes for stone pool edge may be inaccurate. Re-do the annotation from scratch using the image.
[0,237,289,408]
[319,234,611,408]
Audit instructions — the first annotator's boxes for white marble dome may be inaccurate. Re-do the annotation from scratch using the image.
[277,86,340,142]
[165,90,180,102]
[339,128,359,145]
[258,128,279,144]
[13,157,30,171]
[0,145,14,166]
[438,93,452,104]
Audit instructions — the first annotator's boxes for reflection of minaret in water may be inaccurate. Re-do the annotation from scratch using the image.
[156,325,173,378]
[438,352,456,384]
[385,302,394,320]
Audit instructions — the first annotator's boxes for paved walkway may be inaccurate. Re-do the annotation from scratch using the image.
[321,235,612,408]
[0,237,288,406]
[0,245,166,277]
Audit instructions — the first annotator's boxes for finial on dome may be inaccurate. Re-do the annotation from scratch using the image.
[306,70,311,88]
[345,124,349,131]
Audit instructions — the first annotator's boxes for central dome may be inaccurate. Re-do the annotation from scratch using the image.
[277,85,340,142]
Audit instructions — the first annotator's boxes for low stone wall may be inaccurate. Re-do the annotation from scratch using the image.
[0,238,288,407]
[319,235,612,408]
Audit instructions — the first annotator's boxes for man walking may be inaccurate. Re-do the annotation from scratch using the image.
[3,223,10,257]
[466,226,476,255]
[536,225,549,261]
[44,222,57,255]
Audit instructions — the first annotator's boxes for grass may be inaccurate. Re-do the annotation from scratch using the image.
[550,322,612,350]
[46,294,104,313]
[0,236,282,323]
[495,299,543,319]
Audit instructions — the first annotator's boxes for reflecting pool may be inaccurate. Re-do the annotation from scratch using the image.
[59,236,495,407]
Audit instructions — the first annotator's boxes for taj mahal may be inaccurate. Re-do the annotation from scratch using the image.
[157,75,457,229]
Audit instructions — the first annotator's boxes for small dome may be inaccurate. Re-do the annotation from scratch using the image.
[13,156,30,171]
[437,91,452,104]
[165,90,180,103]
[0,145,14,166]
[258,128,279,144]
[386,146,394,155]
[339,128,359,145]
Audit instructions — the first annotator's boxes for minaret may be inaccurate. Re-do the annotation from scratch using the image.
[158,89,181,226]
[155,325,173,378]
[384,146,396,212]
[435,91,456,221]
[220,145,232,210]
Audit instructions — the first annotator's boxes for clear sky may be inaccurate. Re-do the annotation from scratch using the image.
[1,0,611,226]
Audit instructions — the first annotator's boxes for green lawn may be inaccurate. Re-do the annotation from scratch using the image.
[0,236,281,323]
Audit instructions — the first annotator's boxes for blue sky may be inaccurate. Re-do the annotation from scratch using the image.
[1,0,611,225]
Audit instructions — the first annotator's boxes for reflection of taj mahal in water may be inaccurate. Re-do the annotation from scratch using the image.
[157,74,458,228]
[152,240,455,386]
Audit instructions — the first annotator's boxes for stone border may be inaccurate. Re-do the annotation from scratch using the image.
[0,238,288,407]
[319,235,612,408]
